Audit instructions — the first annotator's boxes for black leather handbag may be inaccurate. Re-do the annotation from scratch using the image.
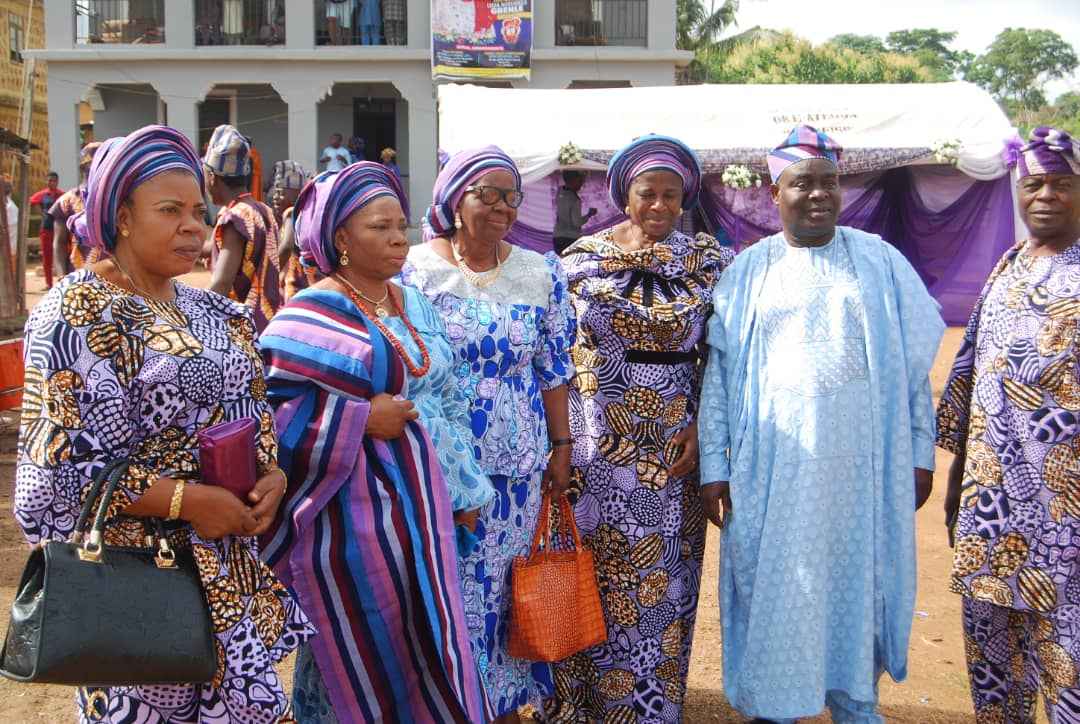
[0,459,217,685]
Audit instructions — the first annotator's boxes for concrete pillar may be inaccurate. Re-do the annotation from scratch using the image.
[406,0,428,49]
[647,1,674,51]
[285,0,314,49]
[273,83,330,177]
[160,95,199,150]
[164,0,195,49]
[45,75,83,192]
[44,0,74,49]
[532,1,554,49]
[396,76,437,225]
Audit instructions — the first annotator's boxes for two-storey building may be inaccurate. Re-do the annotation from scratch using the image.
[31,1,689,216]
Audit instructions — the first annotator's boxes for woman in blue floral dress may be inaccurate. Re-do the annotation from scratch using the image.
[403,146,575,722]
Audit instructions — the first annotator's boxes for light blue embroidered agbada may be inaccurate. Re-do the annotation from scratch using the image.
[698,227,944,720]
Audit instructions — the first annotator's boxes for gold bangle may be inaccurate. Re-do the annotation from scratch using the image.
[262,465,288,495]
[167,481,185,521]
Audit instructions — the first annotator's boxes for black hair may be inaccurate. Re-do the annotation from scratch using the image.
[47,171,59,179]
[221,173,251,190]
[562,170,584,184]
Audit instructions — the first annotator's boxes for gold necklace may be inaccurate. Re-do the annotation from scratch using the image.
[451,238,503,289]
[111,257,173,302]
[334,273,391,318]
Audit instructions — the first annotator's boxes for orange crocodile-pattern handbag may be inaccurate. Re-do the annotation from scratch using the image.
[508,490,607,662]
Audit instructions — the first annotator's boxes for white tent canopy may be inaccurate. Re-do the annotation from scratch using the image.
[437,82,1017,184]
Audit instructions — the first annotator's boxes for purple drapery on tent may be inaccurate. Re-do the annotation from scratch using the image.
[507,166,1016,325]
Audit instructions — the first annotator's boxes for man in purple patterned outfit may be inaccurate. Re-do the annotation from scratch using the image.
[937,126,1080,722]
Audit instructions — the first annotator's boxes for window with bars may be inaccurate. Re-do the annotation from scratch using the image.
[9,12,24,62]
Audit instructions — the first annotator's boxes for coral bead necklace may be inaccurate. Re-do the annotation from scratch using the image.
[336,275,431,377]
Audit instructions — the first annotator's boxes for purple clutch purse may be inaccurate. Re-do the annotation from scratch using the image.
[198,418,257,501]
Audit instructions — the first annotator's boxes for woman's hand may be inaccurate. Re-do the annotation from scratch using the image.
[543,445,572,498]
[667,424,699,479]
[454,507,481,532]
[365,393,419,439]
[247,468,287,537]
[182,484,260,539]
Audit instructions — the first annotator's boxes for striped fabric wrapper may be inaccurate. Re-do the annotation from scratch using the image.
[260,291,490,723]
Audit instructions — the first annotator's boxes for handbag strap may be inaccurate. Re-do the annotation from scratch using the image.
[526,489,554,557]
[71,459,130,543]
[552,495,584,552]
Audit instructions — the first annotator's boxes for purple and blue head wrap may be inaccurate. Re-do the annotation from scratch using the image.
[423,145,520,241]
[293,161,408,275]
[767,124,843,183]
[606,134,702,211]
[76,126,203,253]
[1018,126,1080,179]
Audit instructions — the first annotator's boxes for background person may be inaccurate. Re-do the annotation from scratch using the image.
[260,161,492,722]
[936,127,1080,723]
[203,123,282,332]
[14,124,312,723]
[321,132,351,171]
[48,141,101,275]
[270,160,318,300]
[28,170,64,289]
[403,145,575,723]
[552,170,596,255]
[545,135,733,723]
[698,124,944,723]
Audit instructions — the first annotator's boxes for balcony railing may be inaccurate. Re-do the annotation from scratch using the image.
[196,1,284,46]
[75,0,165,44]
[555,0,647,47]
[315,0,406,46]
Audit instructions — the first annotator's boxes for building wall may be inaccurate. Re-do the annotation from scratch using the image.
[94,84,159,140]
[232,85,289,191]
[32,1,690,220]
[1,0,49,192]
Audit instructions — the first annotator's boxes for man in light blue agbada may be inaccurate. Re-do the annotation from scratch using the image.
[697,124,945,722]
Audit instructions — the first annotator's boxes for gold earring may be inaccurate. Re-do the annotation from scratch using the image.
[454,212,463,230]
[624,205,630,215]
[121,229,130,238]
[677,207,684,216]
[339,247,350,266]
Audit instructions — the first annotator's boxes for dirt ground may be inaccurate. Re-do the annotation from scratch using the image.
[0,268,988,722]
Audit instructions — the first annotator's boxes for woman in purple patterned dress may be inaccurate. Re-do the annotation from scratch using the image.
[546,135,733,723]
[14,125,312,723]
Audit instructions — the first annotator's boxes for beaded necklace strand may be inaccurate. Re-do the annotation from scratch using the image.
[335,273,391,317]
[338,282,431,377]
[452,238,504,289]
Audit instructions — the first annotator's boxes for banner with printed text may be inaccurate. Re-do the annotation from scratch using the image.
[431,0,532,80]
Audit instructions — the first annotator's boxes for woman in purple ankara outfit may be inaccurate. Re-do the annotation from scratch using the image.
[545,135,734,722]
[14,125,312,723]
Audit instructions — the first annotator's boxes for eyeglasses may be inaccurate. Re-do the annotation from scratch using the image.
[465,185,524,208]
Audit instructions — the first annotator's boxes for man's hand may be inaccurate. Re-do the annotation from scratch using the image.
[915,467,933,510]
[701,481,731,529]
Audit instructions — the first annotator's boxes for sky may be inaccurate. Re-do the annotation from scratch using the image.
[718,0,1080,97]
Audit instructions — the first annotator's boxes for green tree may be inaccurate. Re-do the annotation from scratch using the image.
[676,0,739,83]
[1035,91,1080,138]
[884,28,965,80]
[827,33,886,56]
[966,28,1078,112]
[706,32,934,84]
